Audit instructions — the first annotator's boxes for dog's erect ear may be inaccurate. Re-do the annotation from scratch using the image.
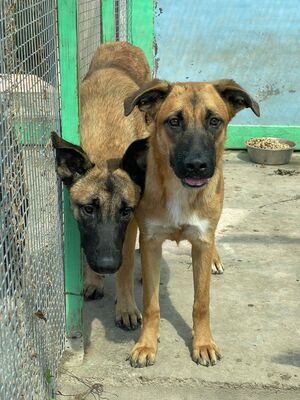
[213,79,260,118]
[121,137,149,194]
[124,79,172,119]
[51,132,94,186]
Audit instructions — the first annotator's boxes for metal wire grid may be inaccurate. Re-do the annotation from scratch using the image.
[77,0,102,81]
[0,1,65,399]
[77,1,129,81]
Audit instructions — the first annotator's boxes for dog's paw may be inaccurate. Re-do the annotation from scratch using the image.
[84,284,104,300]
[192,341,221,367]
[211,260,224,274]
[115,300,142,331]
[211,245,224,274]
[128,342,157,368]
[84,266,105,300]
[84,277,104,301]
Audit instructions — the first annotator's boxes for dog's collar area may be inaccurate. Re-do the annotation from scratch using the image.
[181,177,209,188]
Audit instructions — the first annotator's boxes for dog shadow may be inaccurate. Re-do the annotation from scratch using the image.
[83,248,192,352]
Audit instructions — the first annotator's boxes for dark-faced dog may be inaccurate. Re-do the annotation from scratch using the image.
[52,42,150,329]
[123,79,260,366]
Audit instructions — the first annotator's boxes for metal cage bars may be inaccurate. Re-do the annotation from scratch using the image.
[0,0,65,399]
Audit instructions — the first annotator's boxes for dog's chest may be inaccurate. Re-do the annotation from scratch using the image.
[145,195,209,242]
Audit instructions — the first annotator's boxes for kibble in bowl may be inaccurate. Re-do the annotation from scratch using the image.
[245,137,296,165]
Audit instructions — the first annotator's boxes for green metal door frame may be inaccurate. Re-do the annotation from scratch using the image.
[102,0,155,71]
[127,0,154,71]
[57,0,83,339]
[102,0,115,42]
[56,0,155,339]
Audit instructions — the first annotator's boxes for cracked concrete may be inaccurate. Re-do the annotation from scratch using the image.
[58,151,300,399]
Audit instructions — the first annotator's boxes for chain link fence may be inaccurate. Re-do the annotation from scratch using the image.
[0,0,130,398]
[0,0,64,398]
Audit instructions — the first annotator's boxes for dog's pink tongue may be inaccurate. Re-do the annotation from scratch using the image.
[184,178,207,186]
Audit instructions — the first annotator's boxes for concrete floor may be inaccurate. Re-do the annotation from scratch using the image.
[58,151,300,400]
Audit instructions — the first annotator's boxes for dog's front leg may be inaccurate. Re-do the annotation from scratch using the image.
[191,241,221,366]
[129,235,162,367]
[84,261,105,300]
[115,218,142,330]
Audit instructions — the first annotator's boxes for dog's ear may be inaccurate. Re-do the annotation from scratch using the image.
[121,137,149,194]
[51,132,94,187]
[124,79,172,119]
[213,79,260,118]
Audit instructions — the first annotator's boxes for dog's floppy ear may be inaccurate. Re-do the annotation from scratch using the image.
[121,137,149,194]
[51,132,94,187]
[213,79,260,118]
[124,79,172,119]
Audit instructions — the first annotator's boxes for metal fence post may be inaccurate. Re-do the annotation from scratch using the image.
[57,0,83,341]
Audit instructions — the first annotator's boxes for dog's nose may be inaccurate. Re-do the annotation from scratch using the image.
[96,257,120,273]
[184,158,207,173]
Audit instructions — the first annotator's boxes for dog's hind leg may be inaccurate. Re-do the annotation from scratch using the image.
[115,218,142,330]
[84,262,105,300]
[211,244,224,274]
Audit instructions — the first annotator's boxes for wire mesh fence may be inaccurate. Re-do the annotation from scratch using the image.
[77,0,128,80]
[0,1,65,399]
[0,0,130,398]
[78,0,102,81]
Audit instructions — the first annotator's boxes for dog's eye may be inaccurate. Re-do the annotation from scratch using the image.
[168,117,180,127]
[82,205,94,215]
[209,117,222,128]
[120,207,133,218]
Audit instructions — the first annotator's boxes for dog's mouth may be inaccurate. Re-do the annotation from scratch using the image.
[182,177,208,188]
[89,265,121,275]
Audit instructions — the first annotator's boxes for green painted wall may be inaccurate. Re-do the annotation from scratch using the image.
[227,126,300,149]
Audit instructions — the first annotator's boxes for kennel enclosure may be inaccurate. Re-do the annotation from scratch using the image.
[1,0,299,398]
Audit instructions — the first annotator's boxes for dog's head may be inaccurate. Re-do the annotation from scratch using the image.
[51,132,140,274]
[124,79,260,189]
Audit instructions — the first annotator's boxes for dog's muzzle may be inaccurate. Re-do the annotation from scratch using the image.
[181,156,214,188]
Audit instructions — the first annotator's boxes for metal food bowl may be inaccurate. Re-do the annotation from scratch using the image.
[245,138,296,165]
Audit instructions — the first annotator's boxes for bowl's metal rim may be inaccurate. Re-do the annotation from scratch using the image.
[244,138,296,152]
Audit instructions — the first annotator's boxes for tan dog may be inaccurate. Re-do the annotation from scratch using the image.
[51,42,150,330]
[123,79,260,365]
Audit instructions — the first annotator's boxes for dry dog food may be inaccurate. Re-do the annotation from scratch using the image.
[246,137,290,150]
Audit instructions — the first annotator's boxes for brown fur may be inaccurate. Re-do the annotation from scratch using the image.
[52,42,150,329]
[124,79,259,366]
[84,41,150,87]
[80,42,149,165]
